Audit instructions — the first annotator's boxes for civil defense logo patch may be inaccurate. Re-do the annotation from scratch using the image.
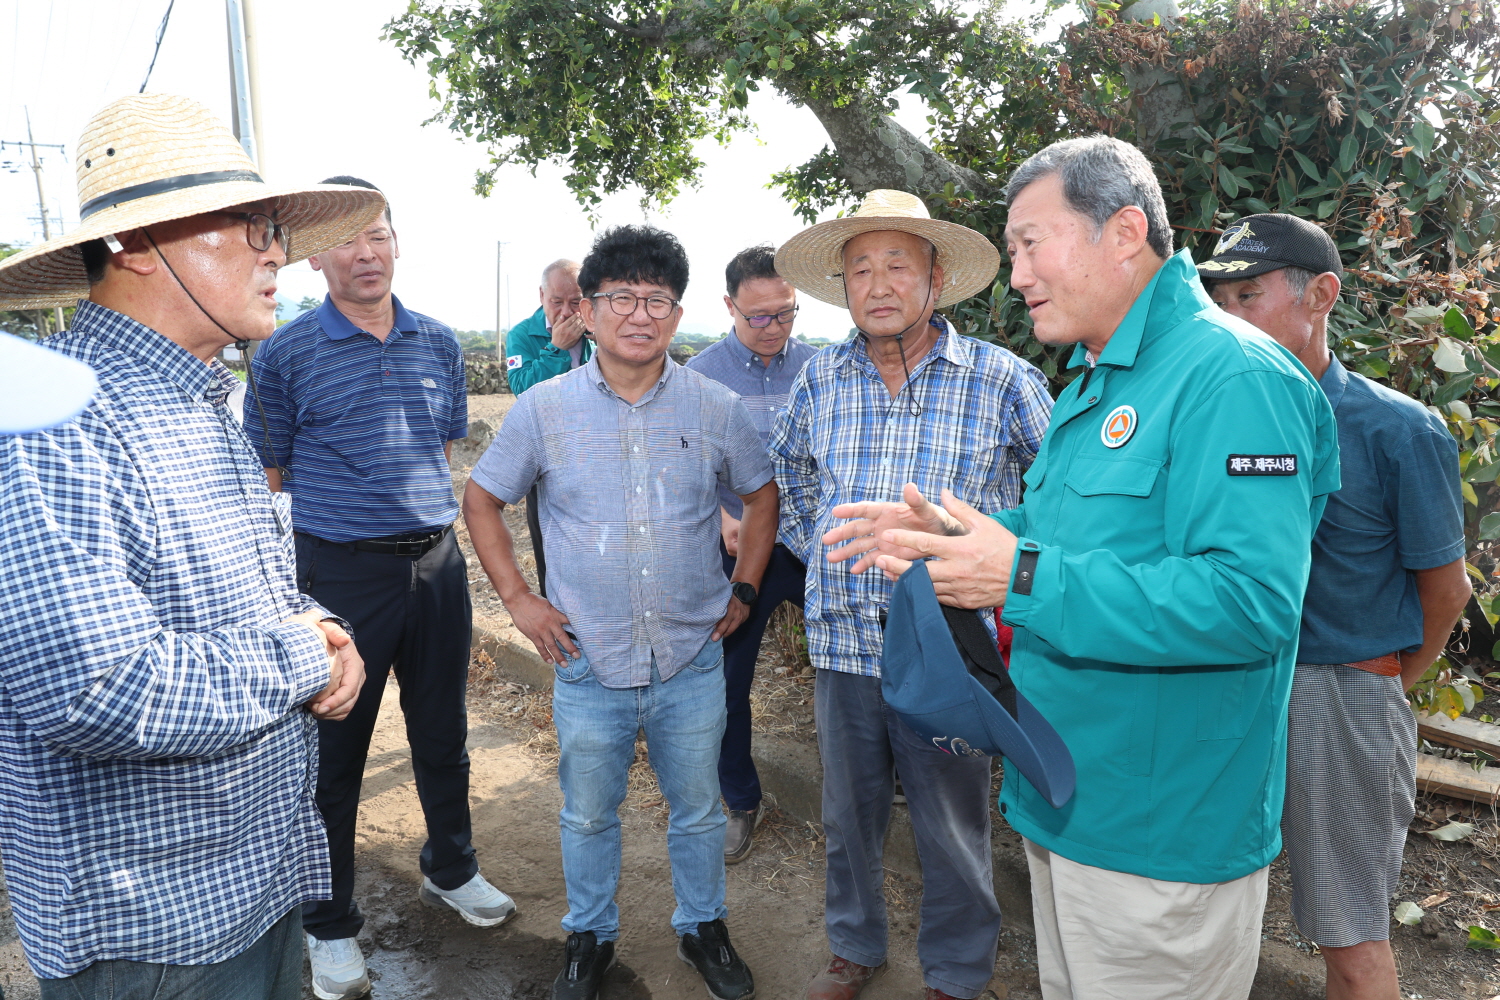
[1100,405,1137,448]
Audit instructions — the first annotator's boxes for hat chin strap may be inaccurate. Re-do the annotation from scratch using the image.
[140,227,286,480]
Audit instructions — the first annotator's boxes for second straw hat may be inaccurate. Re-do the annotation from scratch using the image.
[774,189,1000,310]
[0,93,387,309]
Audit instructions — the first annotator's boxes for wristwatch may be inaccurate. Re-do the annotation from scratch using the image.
[731,581,758,606]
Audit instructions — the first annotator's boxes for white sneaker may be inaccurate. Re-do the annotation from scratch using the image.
[306,934,370,1000]
[419,871,517,927]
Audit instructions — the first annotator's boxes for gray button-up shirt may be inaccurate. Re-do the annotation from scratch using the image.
[472,356,774,688]
[685,331,819,517]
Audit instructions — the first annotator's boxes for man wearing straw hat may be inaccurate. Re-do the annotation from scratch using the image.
[0,94,382,999]
[770,190,1052,1000]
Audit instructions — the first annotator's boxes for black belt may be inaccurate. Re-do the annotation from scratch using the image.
[301,525,452,556]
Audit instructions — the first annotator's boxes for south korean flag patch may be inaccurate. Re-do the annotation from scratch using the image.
[1227,454,1298,476]
[506,354,524,370]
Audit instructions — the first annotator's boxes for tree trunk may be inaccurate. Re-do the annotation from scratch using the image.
[1122,0,1197,149]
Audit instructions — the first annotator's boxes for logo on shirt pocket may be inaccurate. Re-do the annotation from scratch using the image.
[421,377,438,389]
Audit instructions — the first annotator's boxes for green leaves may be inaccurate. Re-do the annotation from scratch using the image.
[1467,925,1500,951]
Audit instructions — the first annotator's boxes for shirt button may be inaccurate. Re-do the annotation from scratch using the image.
[632,446,639,452]
[644,611,652,617]
[635,486,642,493]
[638,526,646,533]
[1087,396,1097,403]
[641,569,649,576]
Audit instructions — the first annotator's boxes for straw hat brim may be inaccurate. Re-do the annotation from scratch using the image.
[774,216,1001,309]
[0,182,387,309]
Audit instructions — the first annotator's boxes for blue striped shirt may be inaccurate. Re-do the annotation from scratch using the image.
[245,295,468,542]
[0,301,333,979]
[685,330,820,518]
[769,323,1052,676]
[470,357,774,688]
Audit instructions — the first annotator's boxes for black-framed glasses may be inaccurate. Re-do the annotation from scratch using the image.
[731,301,799,329]
[220,212,290,254]
[591,291,679,319]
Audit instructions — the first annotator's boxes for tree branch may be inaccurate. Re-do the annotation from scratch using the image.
[801,94,997,199]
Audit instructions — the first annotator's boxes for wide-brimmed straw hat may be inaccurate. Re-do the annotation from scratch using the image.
[0,93,387,309]
[774,189,1000,309]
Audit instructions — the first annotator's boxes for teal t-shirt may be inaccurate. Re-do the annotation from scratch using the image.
[992,249,1340,883]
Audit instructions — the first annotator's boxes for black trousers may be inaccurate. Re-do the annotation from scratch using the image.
[525,483,547,598]
[295,529,477,941]
[718,541,806,811]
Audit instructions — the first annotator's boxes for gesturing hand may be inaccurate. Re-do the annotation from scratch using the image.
[823,483,964,574]
[873,489,1019,609]
[507,591,580,664]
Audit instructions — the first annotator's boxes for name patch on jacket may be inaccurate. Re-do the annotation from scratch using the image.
[1227,454,1298,476]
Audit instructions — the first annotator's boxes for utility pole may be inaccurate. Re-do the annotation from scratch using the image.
[1,109,68,334]
[496,241,509,363]
[225,0,259,166]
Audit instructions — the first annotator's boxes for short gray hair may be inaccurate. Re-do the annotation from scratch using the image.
[1005,136,1173,259]
[541,259,581,286]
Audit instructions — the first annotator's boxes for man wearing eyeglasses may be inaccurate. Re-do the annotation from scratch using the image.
[685,244,818,864]
[464,225,777,1000]
[247,177,515,1000]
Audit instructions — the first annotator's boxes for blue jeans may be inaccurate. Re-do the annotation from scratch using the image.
[552,639,729,940]
[37,907,301,1000]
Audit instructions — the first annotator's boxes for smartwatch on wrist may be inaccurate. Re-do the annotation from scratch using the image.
[731,581,758,606]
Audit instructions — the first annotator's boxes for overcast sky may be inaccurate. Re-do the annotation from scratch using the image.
[0,0,954,339]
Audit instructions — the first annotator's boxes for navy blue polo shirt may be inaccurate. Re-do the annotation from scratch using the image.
[245,295,468,542]
[1298,360,1465,664]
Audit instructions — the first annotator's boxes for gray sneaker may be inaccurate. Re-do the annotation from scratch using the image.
[724,803,764,865]
[420,872,518,927]
[306,934,370,1000]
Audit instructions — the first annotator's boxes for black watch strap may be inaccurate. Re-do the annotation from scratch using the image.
[732,581,758,605]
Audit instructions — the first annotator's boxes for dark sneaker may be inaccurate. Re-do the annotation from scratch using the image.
[552,931,615,1000]
[724,804,764,865]
[806,956,885,1000]
[678,919,755,1000]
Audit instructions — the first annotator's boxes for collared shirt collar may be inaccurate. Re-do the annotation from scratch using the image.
[586,351,677,407]
[1317,354,1348,409]
[317,293,421,341]
[1066,248,1204,372]
[71,299,234,404]
[841,315,970,376]
[722,327,792,370]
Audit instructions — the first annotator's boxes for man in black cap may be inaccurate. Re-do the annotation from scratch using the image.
[1201,213,1470,1000]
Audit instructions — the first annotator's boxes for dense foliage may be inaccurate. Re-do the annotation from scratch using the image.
[389,0,1500,714]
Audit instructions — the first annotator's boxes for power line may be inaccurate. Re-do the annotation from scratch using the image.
[139,0,176,93]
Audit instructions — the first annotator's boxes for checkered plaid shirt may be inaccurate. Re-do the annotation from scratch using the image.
[769,322,1052,676]
[0,302,334,979]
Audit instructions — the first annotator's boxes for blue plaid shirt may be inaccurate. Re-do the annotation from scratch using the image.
[0,302,334,979]
[769,323,1052,676]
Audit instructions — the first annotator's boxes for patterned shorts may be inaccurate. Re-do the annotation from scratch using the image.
[1282,662,1416,948]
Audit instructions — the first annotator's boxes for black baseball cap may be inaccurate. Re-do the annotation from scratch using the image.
[1196,213,1343,281]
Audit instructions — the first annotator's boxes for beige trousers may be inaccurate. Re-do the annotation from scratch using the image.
[1024,838,1268,1000]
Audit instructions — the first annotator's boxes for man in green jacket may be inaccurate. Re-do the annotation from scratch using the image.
[506,259,594,393]
[505,259,593,595]
[826,136,1339,1000]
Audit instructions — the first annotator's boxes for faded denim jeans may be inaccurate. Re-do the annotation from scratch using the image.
[552,638,728,940]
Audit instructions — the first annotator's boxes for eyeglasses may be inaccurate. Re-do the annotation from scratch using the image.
[731,301,799,329]
[591,291,680,319]
[220,212,290,254]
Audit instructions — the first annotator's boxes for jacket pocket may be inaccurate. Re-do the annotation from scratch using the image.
[1063,455,1163,498]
